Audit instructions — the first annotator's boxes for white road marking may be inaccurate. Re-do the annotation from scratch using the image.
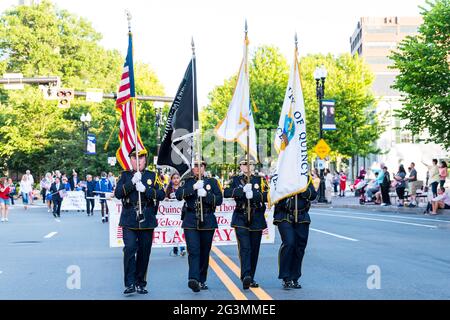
[314,208,450,224]
[310,228,359,242]
[55,219,61,223]
[44,232,58,239]
[311,212,438,229]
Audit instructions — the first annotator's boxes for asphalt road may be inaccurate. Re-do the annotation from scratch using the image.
[1,202,450,300]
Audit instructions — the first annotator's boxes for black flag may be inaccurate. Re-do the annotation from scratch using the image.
[157,57,198,178]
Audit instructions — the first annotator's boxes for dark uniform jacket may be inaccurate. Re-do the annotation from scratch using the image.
[273,181,317,225]
[115,170,165,229]
[175,174,223,230]
[224,174,268,231]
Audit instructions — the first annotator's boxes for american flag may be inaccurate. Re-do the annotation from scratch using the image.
[115,33,146,170]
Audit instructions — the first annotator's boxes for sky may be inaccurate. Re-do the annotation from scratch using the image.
[0,0,425,107]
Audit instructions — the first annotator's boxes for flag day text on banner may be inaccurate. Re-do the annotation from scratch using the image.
[108,199,275,248]
[269,42,309,206]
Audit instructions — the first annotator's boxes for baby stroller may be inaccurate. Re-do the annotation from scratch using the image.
[355,180,368,204]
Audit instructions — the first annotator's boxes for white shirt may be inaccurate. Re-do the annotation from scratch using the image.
[20,180,33,193]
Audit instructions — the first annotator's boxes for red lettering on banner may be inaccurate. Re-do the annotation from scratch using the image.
[216,216,230,225]
[216,203,236,213]
[262,228,269,235]
[222,228,233,241]
[172,230,184,244]
[158,203,183,216]
[213,229,224,242]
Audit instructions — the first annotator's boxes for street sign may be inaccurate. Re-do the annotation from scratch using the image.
[86,88,103,103]
[317,159,325,170]
[153,156,158,165]
[3,73,24,90]
[314,139,331,159]
[108,157,117,166]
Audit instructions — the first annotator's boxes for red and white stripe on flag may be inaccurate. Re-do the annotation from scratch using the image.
[115,65,145,170]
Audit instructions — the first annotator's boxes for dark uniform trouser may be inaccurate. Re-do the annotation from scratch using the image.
[122,228,154,287]
[277,221,309,281]
[235,227,262,280]
[184,229,215,283]
[86,198,95,214]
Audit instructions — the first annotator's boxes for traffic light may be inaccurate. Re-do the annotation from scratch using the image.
[41,86,58,100]
[57,88,74,108]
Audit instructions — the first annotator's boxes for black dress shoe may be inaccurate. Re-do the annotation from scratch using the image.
[292,280,302,289]
[136,286,148,294]
[242,276,252,290]
[200,283,208,290]
[188,279,200,292]
[282,280,293,290]
[123,285,136,295]
[250,281,259,288]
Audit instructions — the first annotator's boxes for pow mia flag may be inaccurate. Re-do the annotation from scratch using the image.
[157,57,198,178]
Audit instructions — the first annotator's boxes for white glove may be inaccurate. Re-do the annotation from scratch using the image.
[132,171,142,185]
[170,192,176,199]
[135,181,146,193]
[197,188,207,197]
[243,183,252,192]
[193,180,204,190]
[245,190,253,199]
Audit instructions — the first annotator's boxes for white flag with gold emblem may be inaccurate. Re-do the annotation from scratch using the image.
[215,32,258,160]
[269,42,309,206]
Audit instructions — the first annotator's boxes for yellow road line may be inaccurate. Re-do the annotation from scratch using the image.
[211,246,273,300]
[209,256,248,300]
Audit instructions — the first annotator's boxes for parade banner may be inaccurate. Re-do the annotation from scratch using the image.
[60,191,109,211]
[321,99,336,131]
[108,199,276,248]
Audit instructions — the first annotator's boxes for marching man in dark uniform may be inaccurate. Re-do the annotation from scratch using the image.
[224,155,268,290]
[114,148,165,295]
[273,177,317,289]
[176,159,223,292]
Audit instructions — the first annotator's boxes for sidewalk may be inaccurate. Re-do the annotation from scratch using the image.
[312,191,450,216]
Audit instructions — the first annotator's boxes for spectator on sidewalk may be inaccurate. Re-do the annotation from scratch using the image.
[7,178,16,205]
[20,174,32,210]
[380,166,391,206]
[0,177,11,222]
[25,170,34,205]
[406,163,419,208]
[324,169,333,203]
[365,172,380,201]
[439,161,448,189]
[394,165,407,207]
[332,172,339,196]
[423,159,440,197]
[425,187,450,215]
[339,171,347,197]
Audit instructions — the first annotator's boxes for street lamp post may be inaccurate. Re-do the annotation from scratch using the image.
[80,112,92,178]
[314,65,328,203]
[154,102,164,155]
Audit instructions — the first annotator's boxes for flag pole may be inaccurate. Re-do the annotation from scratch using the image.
[294,33,298,224]
[192,37,204,223]
[245,20,251,223]
[126,10,143,222]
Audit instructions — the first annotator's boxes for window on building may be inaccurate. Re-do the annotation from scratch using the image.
[365,56,394,65]
[365,26,397,34]
[399,25,419,34]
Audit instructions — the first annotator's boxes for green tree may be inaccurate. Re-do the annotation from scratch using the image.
[390,0,450,149]
[0,1,164,179]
